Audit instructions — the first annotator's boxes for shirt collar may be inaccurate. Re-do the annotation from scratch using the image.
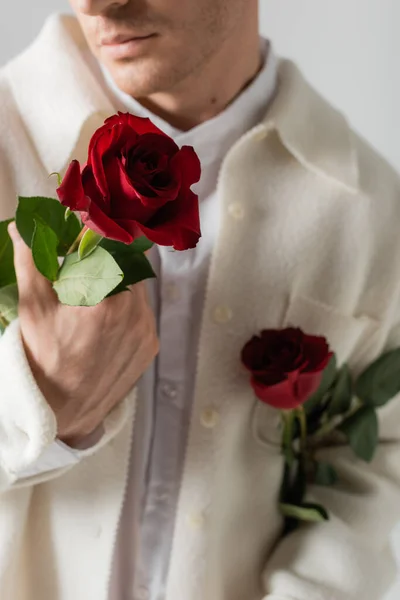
[3,13,358,193]
[101,38,277,167]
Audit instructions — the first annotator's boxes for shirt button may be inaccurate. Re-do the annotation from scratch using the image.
[213,305,233,324]
[200,407,219,429]
[228,202,245,220]
[160,381,178,399]
[135,585,149,600]
[164,282,181,301]
[253,126,269,141]
[94,524,102,538]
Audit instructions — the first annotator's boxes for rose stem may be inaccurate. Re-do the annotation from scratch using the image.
[281,410,295,466]
[311,398,362,442]
[296,406,308,453]
[66,226,89,255]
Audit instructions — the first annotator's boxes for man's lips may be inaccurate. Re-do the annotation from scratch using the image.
[100,33,156,46]
[100,33,158,59]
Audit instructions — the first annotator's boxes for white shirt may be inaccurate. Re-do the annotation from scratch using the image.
[20,38,278,600]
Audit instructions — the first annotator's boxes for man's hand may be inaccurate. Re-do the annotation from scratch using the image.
[8,222,159,447]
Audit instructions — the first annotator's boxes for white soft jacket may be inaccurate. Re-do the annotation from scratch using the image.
[0,13,400,600]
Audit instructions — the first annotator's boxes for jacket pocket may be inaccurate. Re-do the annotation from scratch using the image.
[251,293,380,449]
[282,293,380,367]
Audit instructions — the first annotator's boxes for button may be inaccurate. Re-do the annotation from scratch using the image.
[253,126,268,141]
[187,512,206,529]
[228,203,245,220]
[94,524,102,538]
[200,407,219,429]
[213,305,233,324]
[164,282,181,301]
[160,381,178,399]
[135,585,149,600]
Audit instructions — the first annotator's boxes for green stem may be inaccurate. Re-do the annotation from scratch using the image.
[281,410,295,466]
[66,226,88,256]
[311,397,362,442]
[296,406,308,453]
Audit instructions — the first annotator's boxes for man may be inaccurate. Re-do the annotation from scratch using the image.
[0,0,400,599]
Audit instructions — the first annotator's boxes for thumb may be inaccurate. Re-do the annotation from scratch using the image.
[8,221,53,300]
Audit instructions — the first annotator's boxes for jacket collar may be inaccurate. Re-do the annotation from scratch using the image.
[3,14,114,175]
[261,59,359,193]
[3,13,359,193]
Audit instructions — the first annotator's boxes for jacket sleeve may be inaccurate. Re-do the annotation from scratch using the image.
[261,321,400,600]
[0,319,136,492]
[0,86,136,492]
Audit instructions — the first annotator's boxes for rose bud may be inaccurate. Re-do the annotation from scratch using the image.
[57,112,201,251]
[241,327,333,410]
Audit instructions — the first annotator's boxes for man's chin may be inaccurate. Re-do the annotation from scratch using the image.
[105,60,177,99]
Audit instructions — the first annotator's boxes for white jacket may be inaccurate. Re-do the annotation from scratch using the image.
[0,13,400,600]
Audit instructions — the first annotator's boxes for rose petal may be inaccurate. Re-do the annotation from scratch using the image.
[57,160,89,211]
[145,189,201,248]
[118,188,201,250]
[301,334,332,372]
[252,376,302,410]
[126,134,181,203]
[82,165,108,212]
[106,158,164,221]
[82,199,134,244]
[88,123,138,200]
[252,369,286,386]
[296,371,324,403]
[170,146,201,187]
[104,112,169,138]
[241,336,266,371]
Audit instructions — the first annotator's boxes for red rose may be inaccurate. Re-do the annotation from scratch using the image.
[241,327,333,410]
[56,112,201,250]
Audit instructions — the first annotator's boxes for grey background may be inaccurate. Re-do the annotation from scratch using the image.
[1,1,399,598]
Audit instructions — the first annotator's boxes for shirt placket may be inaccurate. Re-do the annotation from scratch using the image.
[134,251,194,600]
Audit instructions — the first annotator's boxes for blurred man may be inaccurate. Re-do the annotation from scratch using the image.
[0,1,400,599]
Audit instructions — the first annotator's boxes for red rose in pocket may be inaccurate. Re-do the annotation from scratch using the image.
[241,327,332,410]
[57,112,201,250]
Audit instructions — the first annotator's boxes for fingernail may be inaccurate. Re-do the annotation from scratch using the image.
[7,221,22,243]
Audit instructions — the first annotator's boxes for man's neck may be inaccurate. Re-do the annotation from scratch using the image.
[136,20,262,131]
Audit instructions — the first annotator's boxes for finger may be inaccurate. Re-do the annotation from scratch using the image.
[8,221,53,300]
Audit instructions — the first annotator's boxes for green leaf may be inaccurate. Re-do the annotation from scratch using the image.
[279,502,329,522]
[130,236,154,253]
[327,364,353,417]
[53,247,123,307]
[78,229,103,260]
[314,461,338,486]
[0,283,19,323]
[100,238,156,296]
[304,354,338,415]
[0,220,16,287]
[110,253,156,296]
[339,406,378,462]
[355,349,400,407]
[65,207,72,221]
[31,220,60,281]
[16,196,81,256]
[100,236,154,256]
